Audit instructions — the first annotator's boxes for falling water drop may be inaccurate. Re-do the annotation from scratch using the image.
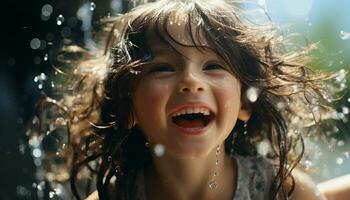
[90,2,96,11]
[49,191,55,198]
[340,30,350,40]
[246,87,260,102]
[56,14,64,26]
[30,38,41,50]
[154,144,165,157]
[336,157,344,165]
[344,152,350,158]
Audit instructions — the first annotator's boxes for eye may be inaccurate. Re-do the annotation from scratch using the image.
[203,63,226,71]
[149,65,175,73]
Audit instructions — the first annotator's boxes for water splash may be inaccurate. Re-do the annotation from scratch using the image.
[340,30,350,40]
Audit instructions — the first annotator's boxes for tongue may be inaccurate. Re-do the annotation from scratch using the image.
[175,119,205,128]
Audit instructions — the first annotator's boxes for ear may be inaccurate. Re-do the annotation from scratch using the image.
[238,94,252,121]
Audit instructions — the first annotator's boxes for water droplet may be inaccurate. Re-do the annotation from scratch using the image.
[51,81,55,88]
[49,191,55,198]
[37,181,45,191]
[111,0,122,13]
[108,156,112,162]
[61,26,71,37]
[129,69,141,75]
[344,151,350,158]
[337,140,345,146]
[115,165,121,173]
[30,38,41,50]
[340,30,350,40]
[33,148,42,158]
[246,87,260,102]
[56,14,64,26]
[44,54,48,61]
[90,2,96,11]
[301,159,313,169]
[342,106,349,114]
[153,144,165,157]
[33,56,41,65]
[42,4,53,17]
[208,180,217,189]
[336,157,344,165]
[8,57,16,66]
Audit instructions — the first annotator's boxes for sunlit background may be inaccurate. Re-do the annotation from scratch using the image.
[0,0,349,199]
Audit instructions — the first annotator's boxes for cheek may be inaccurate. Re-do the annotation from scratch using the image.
[213,76,241,127]
[133,81,171,121]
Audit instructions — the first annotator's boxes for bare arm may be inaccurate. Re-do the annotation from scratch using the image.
[287,169,326,200]
[317,174,350,200]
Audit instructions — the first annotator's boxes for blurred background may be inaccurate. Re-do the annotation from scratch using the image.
[0,0,349,199]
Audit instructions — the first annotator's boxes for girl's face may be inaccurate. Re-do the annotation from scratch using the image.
[132,20,250,158]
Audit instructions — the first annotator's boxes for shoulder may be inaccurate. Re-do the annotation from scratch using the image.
[317,174,350,200]
[287,168,326,200]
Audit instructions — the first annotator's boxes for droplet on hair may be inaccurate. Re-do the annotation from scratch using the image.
[154,144,165,157]
[256,139,272,157]
[129,69,141,75]
[301,159,313,170]
[246,87,260,102]
[335,69,346,82]
[115,165,121,173]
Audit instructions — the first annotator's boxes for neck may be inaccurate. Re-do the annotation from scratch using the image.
[145,145,236,200]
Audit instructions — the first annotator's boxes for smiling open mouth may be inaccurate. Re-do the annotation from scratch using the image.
[172,113,212,129]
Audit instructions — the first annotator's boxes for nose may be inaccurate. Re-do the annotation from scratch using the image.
[177,67,206,93]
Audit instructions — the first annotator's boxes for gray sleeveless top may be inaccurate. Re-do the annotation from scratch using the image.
[130,155,275,200]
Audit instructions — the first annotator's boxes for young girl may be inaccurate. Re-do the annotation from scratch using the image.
[35,0,340,199]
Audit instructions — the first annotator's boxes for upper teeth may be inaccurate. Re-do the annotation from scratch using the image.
[172,107,210,117]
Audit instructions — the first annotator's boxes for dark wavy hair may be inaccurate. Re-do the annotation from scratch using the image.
[34,0,334,199]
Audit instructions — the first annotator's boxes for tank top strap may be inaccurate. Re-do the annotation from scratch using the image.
[233,155,275,200]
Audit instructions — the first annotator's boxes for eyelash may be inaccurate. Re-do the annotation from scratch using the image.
[149,65,175,73]
[148,63,226,73]
[203,63,225,71]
